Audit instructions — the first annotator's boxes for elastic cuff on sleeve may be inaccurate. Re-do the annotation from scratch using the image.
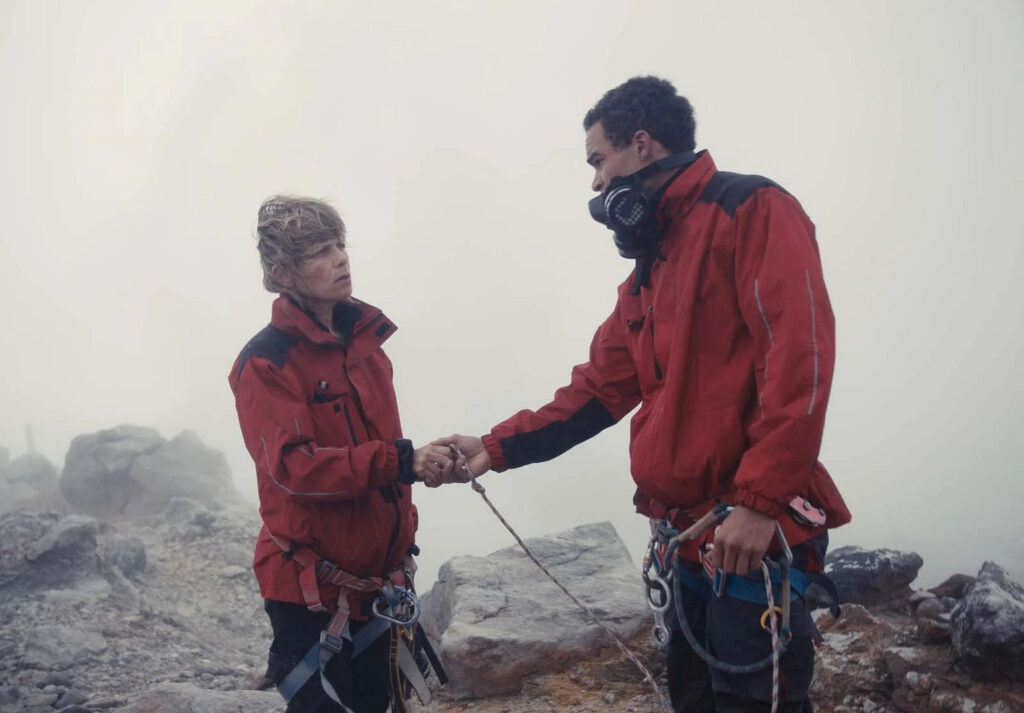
[395,439,416,485]
[374,442,401,487]
[481,433,508,472]
[732,488,786,519]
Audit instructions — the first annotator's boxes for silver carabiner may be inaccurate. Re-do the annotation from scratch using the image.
[645,569,673,614]
[371,586,420,627]
[651,610,672,651]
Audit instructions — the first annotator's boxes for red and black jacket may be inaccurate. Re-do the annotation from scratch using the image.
[482,151,850,560]
[229,296,417,614]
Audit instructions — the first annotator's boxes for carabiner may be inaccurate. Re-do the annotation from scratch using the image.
[371,586,420,626]
[645,569,673,614]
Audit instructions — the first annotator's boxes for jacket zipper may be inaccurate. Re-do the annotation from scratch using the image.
[342,404,359,444]
[648,305,663,380]
[345,362,403,575]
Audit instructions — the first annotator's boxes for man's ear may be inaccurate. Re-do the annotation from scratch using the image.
[632,130,653,161]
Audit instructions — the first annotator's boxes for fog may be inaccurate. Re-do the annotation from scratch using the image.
[2,1,1022,591]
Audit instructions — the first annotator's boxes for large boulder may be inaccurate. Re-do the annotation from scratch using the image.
[419,521,651,699]
[1,452,61,514]
[825,546,923,606]
[60,426,240,520]
[952,561,1024,682]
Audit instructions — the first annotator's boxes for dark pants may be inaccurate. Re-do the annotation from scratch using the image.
[264,600,391,713]
[666,535,826,713]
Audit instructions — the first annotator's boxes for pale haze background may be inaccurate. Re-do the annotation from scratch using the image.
[2,1,1022,591]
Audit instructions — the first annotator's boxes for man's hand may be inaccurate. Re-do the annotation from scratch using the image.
[429,434,491,486]
[709,505,777,576]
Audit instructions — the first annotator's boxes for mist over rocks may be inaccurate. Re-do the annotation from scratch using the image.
[0,452,61,515]
[59,425,242,519]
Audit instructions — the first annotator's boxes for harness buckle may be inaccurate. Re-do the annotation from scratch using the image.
[319,630,347,655]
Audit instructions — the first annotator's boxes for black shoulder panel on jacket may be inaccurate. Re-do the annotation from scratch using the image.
[233,325,299,388]
[699,171,788,218]
[498,398,616,469]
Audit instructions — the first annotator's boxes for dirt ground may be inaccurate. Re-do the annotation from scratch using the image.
[410,633,670,713]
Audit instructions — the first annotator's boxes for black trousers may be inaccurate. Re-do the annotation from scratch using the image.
[666,535,826,713]
[264,600,391,713]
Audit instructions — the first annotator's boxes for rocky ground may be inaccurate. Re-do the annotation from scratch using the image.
[1,428,1023,712]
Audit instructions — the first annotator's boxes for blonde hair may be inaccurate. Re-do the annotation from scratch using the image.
[255,195,346,293]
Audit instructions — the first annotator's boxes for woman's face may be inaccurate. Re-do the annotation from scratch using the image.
[292,236,352,306]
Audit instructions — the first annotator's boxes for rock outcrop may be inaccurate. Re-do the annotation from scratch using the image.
[59,426,240,519]
[1,452,62,515]
[825,545,924,607]
[420,521,652,699]
[952,561,1024,682]
[0,504,266,713]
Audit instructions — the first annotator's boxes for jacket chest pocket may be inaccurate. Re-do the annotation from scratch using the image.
[308,384,368,447]
[623,300,664,384]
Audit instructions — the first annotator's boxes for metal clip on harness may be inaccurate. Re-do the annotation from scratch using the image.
[651,505,794,675]
[371,585,420,627]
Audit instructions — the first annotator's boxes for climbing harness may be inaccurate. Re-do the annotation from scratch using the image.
[642,502,840,713]
[451,446,673,711]
[266,532,445,713]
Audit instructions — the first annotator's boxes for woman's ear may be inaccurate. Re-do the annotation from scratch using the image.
[271,264,294,290]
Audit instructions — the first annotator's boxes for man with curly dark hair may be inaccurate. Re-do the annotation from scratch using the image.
[436,76,850,712]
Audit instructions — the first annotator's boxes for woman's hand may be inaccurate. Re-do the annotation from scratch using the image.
[412,444,454,484]
[430,434,491,483]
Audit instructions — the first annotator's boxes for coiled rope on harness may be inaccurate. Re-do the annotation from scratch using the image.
[451,447,672,711]
[649,505,791,713]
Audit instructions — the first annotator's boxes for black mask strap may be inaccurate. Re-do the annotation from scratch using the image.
[629,161,692,294]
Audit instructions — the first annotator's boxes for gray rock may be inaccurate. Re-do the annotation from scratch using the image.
[25,515,98,563]
[0,513,103,591]
[952,561,1024,681]
[121,683,282,712]
[161,497,215,528]
[39,672,74,687]
[100,535,147,577]
[60,426,240,520]
[56,688,89,707]
[5,452,58,491]
[1,453,60,514]
[909,589,936,606]
[824,546,923,605]
[21,625,107,670]
[419,521,651,699]
[915,597,951,621]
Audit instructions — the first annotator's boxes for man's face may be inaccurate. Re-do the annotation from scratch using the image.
[585,122,646,193]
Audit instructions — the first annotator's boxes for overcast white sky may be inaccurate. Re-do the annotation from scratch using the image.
[2,1,1022,590]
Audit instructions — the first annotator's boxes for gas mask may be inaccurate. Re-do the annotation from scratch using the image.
[588,151,697,259]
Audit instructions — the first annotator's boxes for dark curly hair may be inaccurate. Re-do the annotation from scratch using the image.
[583,76,696,153]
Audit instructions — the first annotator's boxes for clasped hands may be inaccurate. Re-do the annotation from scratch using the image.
[410,434,491,488]
[411,437,776,577]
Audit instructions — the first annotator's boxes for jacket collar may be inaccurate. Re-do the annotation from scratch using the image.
[655,149,717,229]
[271,295,397,358]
